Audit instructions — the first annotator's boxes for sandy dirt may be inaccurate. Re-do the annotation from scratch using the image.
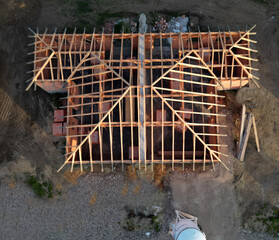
[233,87,279,234]
[0,0,279,239]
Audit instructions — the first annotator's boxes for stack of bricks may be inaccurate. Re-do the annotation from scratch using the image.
[52,109,67,136]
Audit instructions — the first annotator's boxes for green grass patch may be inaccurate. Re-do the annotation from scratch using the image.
[255,204,279,237]
[119,207,162,233]
[150,215,160,232]
[154,222,160,232]
[26,175,53,198]
[125,220,136,231]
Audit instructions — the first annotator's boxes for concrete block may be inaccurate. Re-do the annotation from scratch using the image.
[54,109,66,123]
[62,122,67,136]
[156,109,167,122]
[53,122,63,136]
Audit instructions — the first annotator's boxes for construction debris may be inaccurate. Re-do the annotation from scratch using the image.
[104,18,138,33]
[104,21,114,34]
[166,15,189,33]
[114,18,137,33]
[237,104,260,161]
[154,17,168,32]
[153,15,189,33]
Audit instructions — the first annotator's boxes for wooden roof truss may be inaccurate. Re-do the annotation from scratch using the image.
[26,26,258,172]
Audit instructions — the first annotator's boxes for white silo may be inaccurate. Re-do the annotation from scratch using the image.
[170,210,206,240]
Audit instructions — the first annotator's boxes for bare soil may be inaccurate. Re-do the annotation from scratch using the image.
[0,0,279,239]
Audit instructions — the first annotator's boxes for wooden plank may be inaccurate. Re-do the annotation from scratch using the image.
[152,51,193,86]
[151,38,154,170]
[108,113,114,170]
[203,145,206,171]
[252,115,260,152]
[234,44,258,53]
[26,51,55,90]
[238,113,253,161]
[162,76,217,87]
[162,102,164,170]
[158,151,204,157]
[239,104,246,151]
[119,101,124,170]
[98,125,104,172]
[210,151,215,171]
[71,152,76,172]
[172,112,175,170]
[182,123,185,170]
[170,69,216,79]
[66,159,217,164]
[130,88,134,168]
[229,49,260,88]
[153,86,224,98]
[228,25,256,51]
[88,136,93,172]
[163,98,225,107]
[137,87,141,169]
[79,147,83,172]
[193,136,196,171]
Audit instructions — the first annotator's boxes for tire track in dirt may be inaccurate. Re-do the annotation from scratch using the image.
[0,55,50,167]
[0,92,13,136]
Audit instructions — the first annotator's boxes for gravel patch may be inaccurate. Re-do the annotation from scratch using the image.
[0,172,173,240]
[239,228,278,240]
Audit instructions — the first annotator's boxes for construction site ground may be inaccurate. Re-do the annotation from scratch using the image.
[0,0,279,239]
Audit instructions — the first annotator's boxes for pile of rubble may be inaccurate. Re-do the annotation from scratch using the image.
[154,17,168,33]
[103,15,189,34]
[153,15,189,33]
[104,21,114,34]
[167,15,189,33]
[104,18,137,33]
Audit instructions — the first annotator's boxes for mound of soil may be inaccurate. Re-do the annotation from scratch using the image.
[233,87,279,231]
